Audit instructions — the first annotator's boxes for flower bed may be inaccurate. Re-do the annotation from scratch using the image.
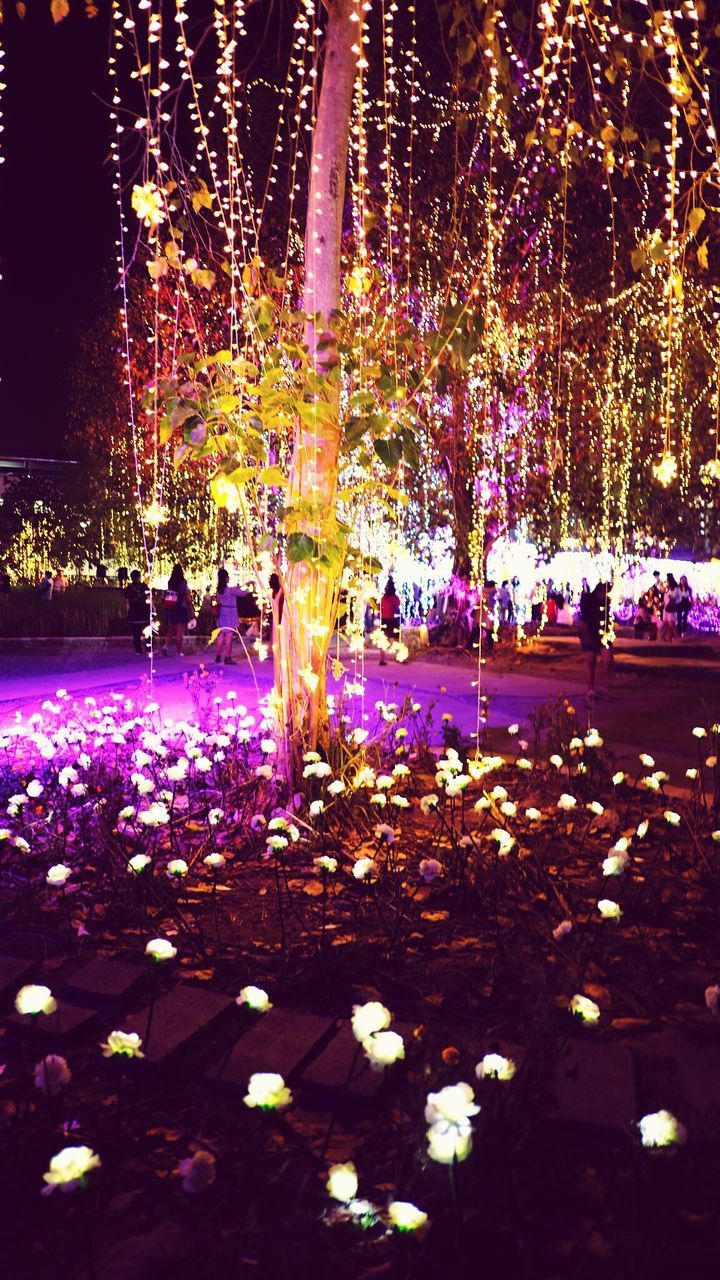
[0,689,719,1275]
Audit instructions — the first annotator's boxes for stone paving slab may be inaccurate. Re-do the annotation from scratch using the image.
[63,957,145,1007]
[0,955,36,1009]
[552,1040,636,1132]
[673,1047,720,1141]
[121,985,235,1064]
[8,998,97,1045]
[301,1021,384,1105]
[212,1007,335,1088]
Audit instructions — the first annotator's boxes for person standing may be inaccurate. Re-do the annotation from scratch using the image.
[661,573,681,641]
[162,564,191,656]
[578,581,613,695]
[52,569,67,595]
[124,569,151,655]
[496,581,511,625]
[0,564,11,603]
[39,572,53,603]
[379,576,400,665]
[212,568,242,664]
[677,575,693,638]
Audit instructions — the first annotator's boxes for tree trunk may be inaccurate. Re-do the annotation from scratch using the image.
[449,377,473,580]
[275,0,360,770]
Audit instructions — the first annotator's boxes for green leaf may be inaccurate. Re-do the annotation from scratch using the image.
[257,466,287,487]
[373,437,403,468]
[688,207,706,236]
[191,269,216,291]
[286,532,319,563]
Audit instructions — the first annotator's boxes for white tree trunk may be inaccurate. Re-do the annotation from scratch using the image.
[275,0,360,766]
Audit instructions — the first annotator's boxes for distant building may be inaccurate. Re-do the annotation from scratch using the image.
[0,455,78,497]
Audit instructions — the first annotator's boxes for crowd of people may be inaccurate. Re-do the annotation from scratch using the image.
[0,556,710,682]
[633,569,693,641]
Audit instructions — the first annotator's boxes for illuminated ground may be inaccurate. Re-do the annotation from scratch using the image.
[2,634,718,784]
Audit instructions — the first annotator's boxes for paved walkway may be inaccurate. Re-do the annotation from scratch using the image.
[0,639,714,786]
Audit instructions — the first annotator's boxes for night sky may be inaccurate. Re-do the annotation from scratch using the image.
[0,6,116,457]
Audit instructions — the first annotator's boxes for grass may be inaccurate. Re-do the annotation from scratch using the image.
[0,588,129,638]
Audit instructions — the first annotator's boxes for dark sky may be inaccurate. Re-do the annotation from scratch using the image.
[0,5,116,457]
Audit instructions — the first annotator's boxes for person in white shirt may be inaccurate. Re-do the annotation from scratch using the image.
[213,568,242,665]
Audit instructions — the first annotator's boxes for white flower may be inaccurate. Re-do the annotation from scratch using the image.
[46,864,71,887]
[327,779,346,796]
[260,738,277,755]
[391,794,410,808]
[692,726,707,739]
[352,1001,391,1042]
[15,985,57,1017]
[363,1029,405,1070]
[208,807,224,826]
[101,1031,144,1059]
[664,810,681,827]
[587,801,604,816]
[145,938,177,963]
[243,1071,292,1110]
[490,785,508,801]
[426,1122,473,1165]
[42,1146,100,1193]
[705,984,720,1014]
[508,723,519,735]
[612,771,626,786]
[569,736,583,753]
[425,1082,479,1128]
[712,831,720,843]
[557,793,577,811]
[419,858,443,883]
[490,828,515,856]
[166,859,188,878]
[374,823,394,844]
[303,760,332,779]
[639,753,655,768]
[34,1055,71,1096]
[354,766,377,789]
[584,729,603,748]
[597,898,622,920]
[138,802,170,827]
[256,765,274,780]
[643,776,660,791]
[327,1161,358,1203]
[553,920,573,940]
[314,856,337,874]
[603,852,629,876]
[570,994,600,1023]
[686,768,698,781]
[525,807,542,822]
[309,800,325,816]
[638,1110,686,1149]
[177,1150,216,1194]
[549,754,563,769]
[204,853,225,870]
[474,797,491,812]
[352,857,376,881]
[637,820,649,838]
[237,986,271,1013]
[387,1201,428,1232]
[370,793,387,808]
[26,779,44,799]
[128,854,152,874]
[500,801,517,818]
[476,1053,516,1081]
